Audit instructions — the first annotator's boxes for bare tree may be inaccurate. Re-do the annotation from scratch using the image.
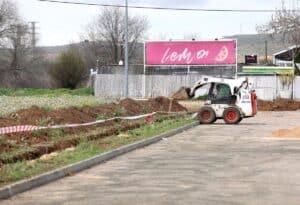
[257,1,300,45]
[0,1,45,87]
[0,0,38,71]
[5,23,34,70]
[84,7,149,65]
[0,0,18,46]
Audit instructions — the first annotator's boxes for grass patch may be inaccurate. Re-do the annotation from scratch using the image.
[0,116,196,187]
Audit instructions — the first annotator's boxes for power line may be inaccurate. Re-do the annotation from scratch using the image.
[38,0,300,13]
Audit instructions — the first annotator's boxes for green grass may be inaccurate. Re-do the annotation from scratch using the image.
[0,88,93,97]
[0,116,196,187]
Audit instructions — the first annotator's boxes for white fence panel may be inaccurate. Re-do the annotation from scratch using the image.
[95,74,204,98]
[95,74,299,101]
[247,76,278,101]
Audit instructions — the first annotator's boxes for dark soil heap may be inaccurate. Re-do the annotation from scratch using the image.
[258,99,300,111]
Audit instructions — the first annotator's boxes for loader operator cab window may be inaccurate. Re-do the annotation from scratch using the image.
[213,83,231,99]
[211,83,235,104]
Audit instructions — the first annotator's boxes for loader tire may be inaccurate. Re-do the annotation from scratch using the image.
[198,106,216,124]
[223,107,241,124]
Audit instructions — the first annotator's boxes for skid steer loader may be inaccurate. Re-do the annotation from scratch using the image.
[186,76,257,124]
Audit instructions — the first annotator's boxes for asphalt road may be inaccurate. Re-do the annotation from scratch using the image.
[2,111,300,205]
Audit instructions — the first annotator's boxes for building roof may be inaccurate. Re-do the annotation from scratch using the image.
[273,45,300,61]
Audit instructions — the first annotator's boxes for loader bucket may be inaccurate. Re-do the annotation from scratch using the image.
[171,87,192,100]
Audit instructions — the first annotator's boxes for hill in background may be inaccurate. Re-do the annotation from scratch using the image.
[39,34,293,64]
[224,34,292,63]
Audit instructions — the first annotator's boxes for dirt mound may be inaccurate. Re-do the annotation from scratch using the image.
[258,99,300,111]
[171,87,190,100]
[119,97,187,114]
[272,126,300,138]
[50,107,95,124]
[9,106,48,125]
[147,96,187,112]
[81,103,117,118]
[120,98,144,115]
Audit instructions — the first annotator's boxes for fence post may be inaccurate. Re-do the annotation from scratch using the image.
[292,78,295,100]
[143,74,146,98]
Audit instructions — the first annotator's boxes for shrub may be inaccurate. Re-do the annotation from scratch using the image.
[50,49,86,89]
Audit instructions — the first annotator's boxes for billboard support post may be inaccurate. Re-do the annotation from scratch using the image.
[143,43,146,98]
[235,39,238,79]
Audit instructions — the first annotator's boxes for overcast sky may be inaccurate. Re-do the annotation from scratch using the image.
[14,0,299,46]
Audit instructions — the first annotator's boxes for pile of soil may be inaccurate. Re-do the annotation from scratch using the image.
[258,99,300,111]
[272,126,300,138]
[119,98,144,115]
[147,96,187,112]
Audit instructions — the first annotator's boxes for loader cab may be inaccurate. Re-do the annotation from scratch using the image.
[210,83,236,104]
[194,82,236,105]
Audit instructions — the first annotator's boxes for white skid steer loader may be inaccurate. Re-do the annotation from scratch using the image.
[186,76,257,124]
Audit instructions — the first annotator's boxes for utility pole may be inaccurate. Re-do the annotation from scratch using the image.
[29,21,38,58]
[124,0,129,97]
[29,21,37,48]
[14,24,22,70]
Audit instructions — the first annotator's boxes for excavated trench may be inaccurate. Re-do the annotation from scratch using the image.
[0,97,187,164]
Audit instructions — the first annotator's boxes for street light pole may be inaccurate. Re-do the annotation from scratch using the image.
[124,0,129,97]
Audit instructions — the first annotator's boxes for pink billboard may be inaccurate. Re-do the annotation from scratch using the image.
[145,40,236,65]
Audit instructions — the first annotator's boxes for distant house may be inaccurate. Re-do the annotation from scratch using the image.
[273,45,300,68]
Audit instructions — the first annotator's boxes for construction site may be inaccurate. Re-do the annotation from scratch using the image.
[1,0,300,204]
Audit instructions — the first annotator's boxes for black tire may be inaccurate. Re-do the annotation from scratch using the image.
[198,106,216,124]
[236,117,243,124]
[223,107,241,124]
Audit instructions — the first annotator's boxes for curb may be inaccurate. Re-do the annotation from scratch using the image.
[0,121,198,200]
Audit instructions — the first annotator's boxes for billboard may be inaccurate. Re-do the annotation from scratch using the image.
[245,55,258,64]
[145,40,236,66]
